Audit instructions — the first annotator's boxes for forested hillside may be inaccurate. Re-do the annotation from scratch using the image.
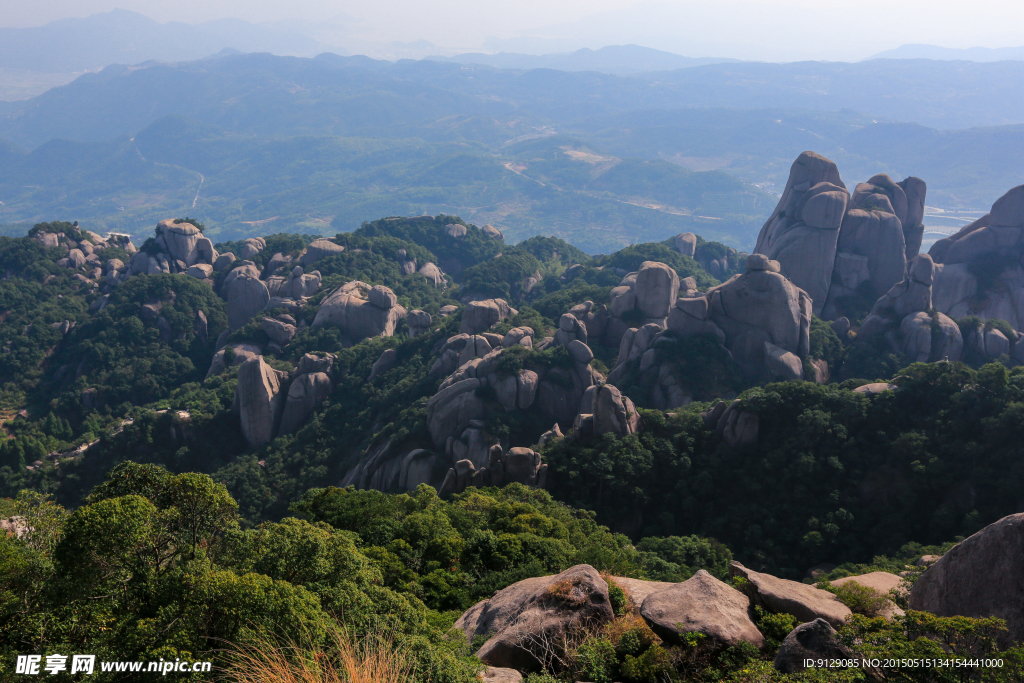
[4,156,1024,680]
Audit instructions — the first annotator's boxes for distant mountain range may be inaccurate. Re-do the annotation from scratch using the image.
[426,45,738,75]
[0,9,326,73]
[867,44,1024,62]
[2,52,1022,148]
[0,51,1022,251]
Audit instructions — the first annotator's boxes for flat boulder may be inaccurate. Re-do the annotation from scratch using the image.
[729,562,851,628]
[640,570,764,648]
[853,382,897,396]
[299,238,345,266]
[479,667,521,682]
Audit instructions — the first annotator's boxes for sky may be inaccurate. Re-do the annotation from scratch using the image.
[2,0,1023,61]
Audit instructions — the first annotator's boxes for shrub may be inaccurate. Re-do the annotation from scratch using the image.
[572,636,617,683]
[752,605,798,654]
[828,580,892,618]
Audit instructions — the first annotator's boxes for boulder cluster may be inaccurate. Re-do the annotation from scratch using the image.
[343,294,641,494]
[33,222,136,289]
[930,186,1024,332]
[452,557,908,677]
[234,353,336,446]
[606,257,814,408]
[752,152,927,317]
[741,151,1024,366]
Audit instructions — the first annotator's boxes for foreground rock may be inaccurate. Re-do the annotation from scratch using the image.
[774,619,854,674]
[729,562,851,627]
[610,576,675,607]
[909,512,1024,644]
[479,668,521,683]
[831,572,905,619]
[640,570,764,648]
[454,564,614,671]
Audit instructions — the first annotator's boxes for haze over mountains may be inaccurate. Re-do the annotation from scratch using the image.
[0,9,1021,251]
[0,49,1022,251]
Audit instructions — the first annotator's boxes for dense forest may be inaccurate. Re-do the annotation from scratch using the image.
[3,209,1024,681]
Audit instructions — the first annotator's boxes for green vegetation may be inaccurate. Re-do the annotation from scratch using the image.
[545,362,1024,576]
[595,242,718,289]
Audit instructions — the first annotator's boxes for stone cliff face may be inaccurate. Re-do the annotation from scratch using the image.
[751,152,929,319]
[930,185,1024,331]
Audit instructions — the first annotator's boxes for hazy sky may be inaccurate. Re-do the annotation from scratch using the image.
[3,0,1023,61]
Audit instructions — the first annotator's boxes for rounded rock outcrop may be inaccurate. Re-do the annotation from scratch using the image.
[640,570,764,649]
[909,512,1024,645]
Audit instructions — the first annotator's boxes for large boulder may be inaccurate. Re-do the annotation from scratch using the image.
[729,562,851,628]
[929,185,1024,331]
[206,343,262,378]
[418,262,446,287]
[426,378,486,448]
[461,299,517,335]
[227,275,271,331]
[909,512,1024,644]
[858,254,936,337]
[311,281,407,342]
[261,317,296,346]
[574,384,640,439]
[715,400,759,447]
[238,237,266,261]
[753,152,849,313]
[235,356,287,447]
[640,570,764,648]
[774,619,854,674]
[836,204,907,301]
[704,259,811,377]
[454,565,614,671]
[673,232,697,258]
[930,186,1024,266]
[154,219,203,266]
[481,224,504,241]
[279,372,332,434]
[270,266,321,299]
[633,261,680,318]
[299,238,345,266]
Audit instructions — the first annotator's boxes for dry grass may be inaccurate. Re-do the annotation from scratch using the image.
[545,576,589,607]
[603,613,659,650]
[219,623,414,683]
